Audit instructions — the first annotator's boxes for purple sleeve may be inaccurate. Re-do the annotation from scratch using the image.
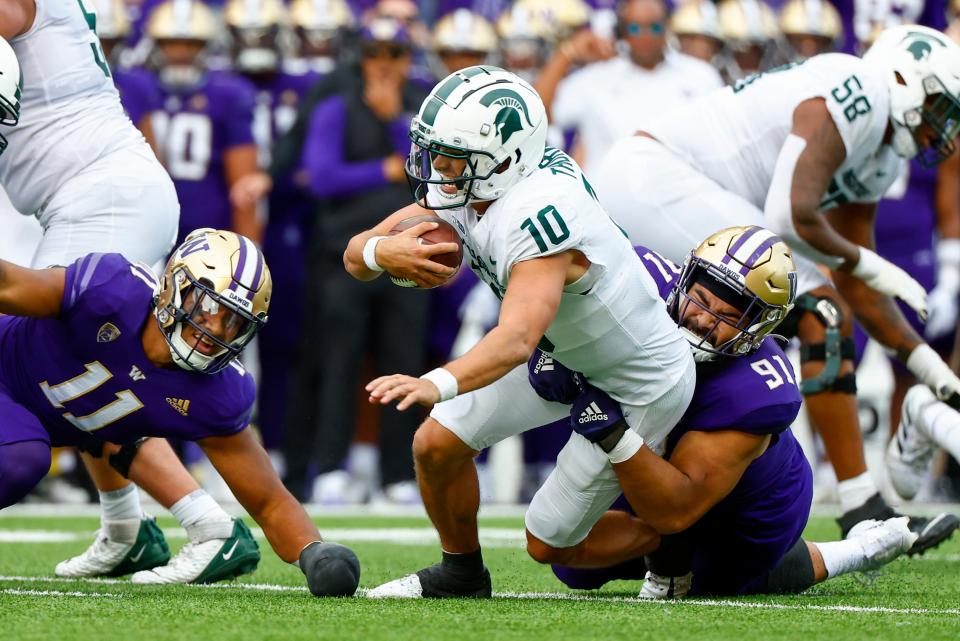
[225,81,256,149]
[682,342,802,435]
[634,245,682,302]
[303,95,389,199]
[61,253,156,323]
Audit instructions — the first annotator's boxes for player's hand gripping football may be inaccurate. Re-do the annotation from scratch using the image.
[852,247,929,320]
[375,221,460,288]
[367,374,441,410]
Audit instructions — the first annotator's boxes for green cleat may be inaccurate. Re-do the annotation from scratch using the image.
[131,519,260,584]
[55,516,171,578]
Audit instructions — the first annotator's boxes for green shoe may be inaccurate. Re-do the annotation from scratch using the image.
[55,516,171,578]
[130,519,260,585]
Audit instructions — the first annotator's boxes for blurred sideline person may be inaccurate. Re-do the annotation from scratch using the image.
[717,0,783,83]
[669,0,724,65]
[428,9,497,79]
[283,18,429,503]
[0,228,362,597]
[223,0,322,467]
[495,2,555,83]
[0,0,252,587]
[779,0,843,61]
[594,26,960,551]
[535,0,723,175]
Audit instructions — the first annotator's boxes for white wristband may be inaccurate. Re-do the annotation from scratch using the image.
[905,343,941,385]
[607,429,644,464]
[421,367,459,402]
[362,236,387,272]
[851,247,881,279]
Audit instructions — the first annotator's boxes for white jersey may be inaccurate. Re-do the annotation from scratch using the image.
[645,54,902,211]
[437,148,692,405]
[1,0,143,214]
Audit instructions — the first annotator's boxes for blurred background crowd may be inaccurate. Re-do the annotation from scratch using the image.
[5,0,960,508]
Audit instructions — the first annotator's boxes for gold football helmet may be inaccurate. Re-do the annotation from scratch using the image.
[670,0,724,63]
[155,229,272,374]
[147,0,218,89]
[518,0,591,41]
[224,0,287,74]
[719,0,781,76]
[779,0,842,58]
[496,4,553,81]
[93,0,131,40]
[666,226,797,360]
[431,10,498,76]
[289,0,354,60]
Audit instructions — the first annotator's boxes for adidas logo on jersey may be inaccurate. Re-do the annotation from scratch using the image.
[578,402,608,424]
[166,397,190,416]
[532,354,555,374]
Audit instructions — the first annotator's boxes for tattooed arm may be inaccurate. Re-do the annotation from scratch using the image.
[783,98,863,267]
[826,203,923,361]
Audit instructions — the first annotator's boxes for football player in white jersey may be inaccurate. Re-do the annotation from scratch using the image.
[594,24,960,551]
[0,0,262,585]
[343,66,697,598]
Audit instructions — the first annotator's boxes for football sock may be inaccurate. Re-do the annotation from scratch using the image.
[762,539,816,594]
[814,538,867,578]
[837,471,878,515]
[170,489,233,542]
[919,400,960,461]
[99,484,141,522]
[440,548,486,580]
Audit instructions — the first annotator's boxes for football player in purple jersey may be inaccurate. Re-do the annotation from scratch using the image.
[146,0,262,245]
[0,228,360,597]
[223,0,322,461]
[526,227,918,597]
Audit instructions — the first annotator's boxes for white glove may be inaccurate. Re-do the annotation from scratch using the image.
[924,239,960,340]
[906,343,960,408]
[852,247,929,321]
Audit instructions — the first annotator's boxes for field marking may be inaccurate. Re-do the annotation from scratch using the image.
[0,576,957,615]
[0,527,528,548]
[1,587,121,598]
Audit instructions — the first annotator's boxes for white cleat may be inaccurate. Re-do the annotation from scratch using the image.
[366,574,424,599]
[131,519,260,584]
[55,531,134,578]
[886,385,939,500]
[847,517,919,572]
[638,571,692,600]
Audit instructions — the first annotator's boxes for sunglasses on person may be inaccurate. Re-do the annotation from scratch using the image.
[624,21,665,36]
[360,43,411,59]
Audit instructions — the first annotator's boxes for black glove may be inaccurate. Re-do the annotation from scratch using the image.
[299,541,361,597]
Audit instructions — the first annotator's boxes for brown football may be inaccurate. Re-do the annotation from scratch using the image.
[387,215,464,288]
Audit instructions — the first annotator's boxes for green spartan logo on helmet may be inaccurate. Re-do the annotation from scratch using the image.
[901,31,947,61]
[481,88,534,145]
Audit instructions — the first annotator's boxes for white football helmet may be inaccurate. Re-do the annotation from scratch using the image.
[407,66,548,209]
[0,38,22,155]
[864,24,960,165]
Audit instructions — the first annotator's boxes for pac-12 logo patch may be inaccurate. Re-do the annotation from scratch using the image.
[97,322,121,343]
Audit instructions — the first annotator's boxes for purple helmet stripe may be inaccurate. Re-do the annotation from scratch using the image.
[246,246,263,301]
[738,235,780,276]
[230,237,248,292]
[722,225,761,267]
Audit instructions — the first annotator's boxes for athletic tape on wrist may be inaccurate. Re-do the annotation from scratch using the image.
[607,429,643,464]
[362,236,387,272]
[421,367,459,402]
[851,247,881,279]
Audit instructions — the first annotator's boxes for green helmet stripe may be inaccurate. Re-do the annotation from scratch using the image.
[422,67,497,126]
[421,97,444,126]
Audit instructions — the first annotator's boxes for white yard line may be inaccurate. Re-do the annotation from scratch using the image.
[0,575,956,615]
[0,527,528,548]
[1,587,121,598]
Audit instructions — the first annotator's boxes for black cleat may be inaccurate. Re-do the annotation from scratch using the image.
[367,562,492,598]
[837,493,959,556]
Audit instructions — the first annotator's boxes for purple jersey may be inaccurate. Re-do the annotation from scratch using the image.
[836,0,948,53]
[113,67,163,128]
[153,71,257,244]
[0,253,255,448]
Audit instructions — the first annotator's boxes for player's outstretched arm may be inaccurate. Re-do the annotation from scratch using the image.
[199,428,360,596]
[612,430,769,534]
[367,254,567,410]
[343,203,458,285]
[0,0,34,39]
[0,261,65,318]
[765,98,861,267]
[225,144,263,244]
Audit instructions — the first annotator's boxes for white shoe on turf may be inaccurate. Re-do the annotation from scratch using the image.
[131,519,260,584]
[55,516,170,578]
[638,571,691,600]
[367,574,424,598]
[886,385,939,500]
[847,517,918,572]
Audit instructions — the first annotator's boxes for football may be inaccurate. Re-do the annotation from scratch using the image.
[387,215,464,288]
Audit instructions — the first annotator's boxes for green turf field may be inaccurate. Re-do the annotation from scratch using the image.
[0,510,957,641]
